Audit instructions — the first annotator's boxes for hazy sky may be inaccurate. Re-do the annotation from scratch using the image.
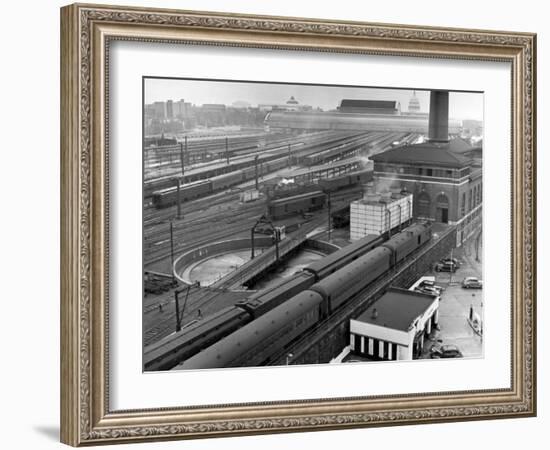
[144,78,483,121]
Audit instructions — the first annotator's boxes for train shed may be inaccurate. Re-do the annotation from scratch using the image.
[349,287,439,361]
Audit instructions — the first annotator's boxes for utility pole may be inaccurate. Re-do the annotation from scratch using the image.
[254,155,259,190]
[225,136,230,164]
[274,228,280,262]
[179,141,185,178]
[174,289,182,332]
[250,228,255,260]
[449,246,454,285]
[287,143,291,168]
[327,191,332,242]
[184,135,188,165]
[175,178,182,220]
[169,221,175,282]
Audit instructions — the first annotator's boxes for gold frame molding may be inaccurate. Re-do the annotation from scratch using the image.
[60,3,537,446]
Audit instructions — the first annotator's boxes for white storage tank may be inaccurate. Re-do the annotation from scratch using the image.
[350,191,413,240]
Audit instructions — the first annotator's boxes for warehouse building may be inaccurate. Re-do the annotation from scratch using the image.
[349,287,439,361]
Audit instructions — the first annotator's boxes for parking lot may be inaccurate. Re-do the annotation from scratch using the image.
[420,232,484,359]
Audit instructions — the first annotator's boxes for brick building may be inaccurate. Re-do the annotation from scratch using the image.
[370,138,482,246]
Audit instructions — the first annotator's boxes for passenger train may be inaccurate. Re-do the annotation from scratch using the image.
[144,232,386,371]
[169,222,432,370]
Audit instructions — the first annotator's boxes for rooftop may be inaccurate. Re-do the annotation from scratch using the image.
[355,287,437,332]
[339,99,398,110]
[370,138,480,167]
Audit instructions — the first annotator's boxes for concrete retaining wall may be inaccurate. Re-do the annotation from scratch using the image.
[273,226,458,365]
[173,237,273,285]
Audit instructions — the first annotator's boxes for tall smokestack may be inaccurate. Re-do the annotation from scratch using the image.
[428,90,449,142]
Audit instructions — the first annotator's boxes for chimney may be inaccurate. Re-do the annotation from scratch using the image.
[428,90,449,142]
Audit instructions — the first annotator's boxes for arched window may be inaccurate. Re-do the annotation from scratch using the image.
[416,191,431,218]
[436,193,450,223]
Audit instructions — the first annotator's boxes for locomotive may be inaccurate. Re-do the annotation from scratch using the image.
[144,233,385,371]
[175,222,432,370]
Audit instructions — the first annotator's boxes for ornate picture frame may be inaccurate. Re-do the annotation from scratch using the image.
[60,3,536,446]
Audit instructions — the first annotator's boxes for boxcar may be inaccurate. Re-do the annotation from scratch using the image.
[268,191,326,219]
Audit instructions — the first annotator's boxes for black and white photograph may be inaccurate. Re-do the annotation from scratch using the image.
[142,78,484,371]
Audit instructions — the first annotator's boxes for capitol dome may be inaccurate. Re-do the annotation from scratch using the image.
[408,91,421,113]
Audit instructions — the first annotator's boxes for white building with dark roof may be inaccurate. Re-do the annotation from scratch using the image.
[350,287,439,361]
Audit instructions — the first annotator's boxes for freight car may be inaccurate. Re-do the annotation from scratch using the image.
[176,222,432,370]
[318,169,373,192]
[267,191,327,220]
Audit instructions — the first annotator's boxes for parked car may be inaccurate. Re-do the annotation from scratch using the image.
[415,286,441,297]
[462,277,483,289]
[419,279,444,293]
[441,257,461,268]
[435,261,458,272]
[430,344,463,358]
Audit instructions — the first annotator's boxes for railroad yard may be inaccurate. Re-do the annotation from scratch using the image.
[143,128,416,347]
[142,84,483,372]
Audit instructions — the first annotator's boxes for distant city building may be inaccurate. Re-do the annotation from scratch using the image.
[338,99,401,115]
[408,91,421,113]
[166,100,174,119]
[370,138,482,246]
[259,96,312,112]
[152,101,166,119]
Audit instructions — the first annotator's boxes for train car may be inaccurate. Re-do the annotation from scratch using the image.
[144,306,252,371]
[268,191,326,220]
[151,179,212,208]
[309,246,393,312]
[381,222,432,266]
[317,168,373,192]
[211,170,243,191]
[242,166,257,181]
[317,173,353,192]
[303,233,384,280]
[235,271,315,318]
[176,290,325,370]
